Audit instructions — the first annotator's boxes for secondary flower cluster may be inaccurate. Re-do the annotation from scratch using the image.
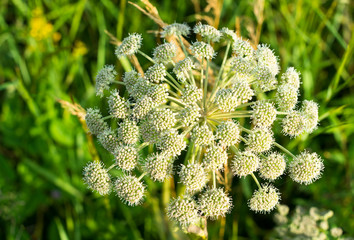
[83,22,324,228]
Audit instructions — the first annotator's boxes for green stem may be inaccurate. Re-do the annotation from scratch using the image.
[217,42,231,82]
[113,80,126,85]
[250,173,261,189]
[107,164,117,172]
[178,35,188,57]
[138,50,155,63]
[102,115,113,120]
[137,142,150,151]
[274,142,296,159]
[138,172,147,181]
[167,96,186,107]
[204,59,210,111]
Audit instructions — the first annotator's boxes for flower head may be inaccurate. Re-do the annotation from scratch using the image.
[179,163,208,193]
[145,63,167,83]
[248,184,280,213]
[194,22,221,42]
[192,124,214,146]
[173,57,195,82]
[198,188,232,219]
[289,151,324,185]
[95,65,117,97]
[246,128,274,153]
[231,150,260,177]
[118,119,139,145]
[114,145,138,171]
[114,175,145,206]
[215,121,240,147]
[107,90,129,119]
[281,67,301,89]
[153,42,177,64]
[83,161,111,195]
[203,144,228,171]
[252,101,277,128]
[144,153,173,182]
[162,23,191,37]
[97,128,119,154]
[301,100,319,133]
[190,41,216,59]
[85,108,109,135]
[259,152,286,181]
[115,33,142,58]
[167,197,199,226]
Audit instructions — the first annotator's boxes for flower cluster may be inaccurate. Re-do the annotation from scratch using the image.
[82,22,323,229]
[273,205,345,239]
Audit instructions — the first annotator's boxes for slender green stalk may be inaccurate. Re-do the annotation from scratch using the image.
[204,59,210,110]
[178,35,189,57]
[107,164,117,172]
[113,80,126,85]
[213,171,216,189]
[274,142,296,159]
[102,115,113,120]
[138,50,155,63]
[137,142,150,151]
[250,173,261,189]
[167,96,186,107]
[138,172,147,181]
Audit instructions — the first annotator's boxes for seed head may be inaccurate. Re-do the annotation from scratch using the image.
[95,65,117,97]
[107,90,129,119]
[114,175,145,206]
[301,100,319,133]
[123,70,140,94]
[144,153,173,182]
[153,42,177,64]
[192,124,214,146]
[198,188,233,219]
[232,38,255,59]
[159,130,187,157]
[248,184,280,213]
[252,101,277,128]
[181,84,202,105]
[140,119,161,144]
[118,119,139,145]
[289,151,324,185]
[167,197,199,226]
[115,33,142,58]
[281,67,301,89]
[220,27,237,41]
[145,63,167,83]
[97,128,119,154]
[173,57,195,82]
[85,108,109,135]
[190,41,216,60]
[132,96,156,120]
[259,152,286,181]
[255,44,279,76]
[231,150,260,177]
[179,163,208,193]
[147,108,177,131]
[253,65,278,92]
[282,111,305,137]
[203,144,228,171]
[276,84,298,112]
[114,145,138,171]
[162,23,191,37]
[215,121,240,147]
[193,22,221,42]
[179,105,201,127]
[232,80,254,105]
[246,127,274,153]
[147,84,169,105]
[83,161,111,195]
[214,88,239,112]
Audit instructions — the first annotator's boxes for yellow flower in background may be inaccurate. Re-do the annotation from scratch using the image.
[30,7,61,41]
[73,41,88,58]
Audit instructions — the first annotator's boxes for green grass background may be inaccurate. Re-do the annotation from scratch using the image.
[0,0,353,239]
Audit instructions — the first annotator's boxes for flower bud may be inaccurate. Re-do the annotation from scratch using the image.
[198,188,233,219]
[231,150,259,177]
[167,197,199,226]
[95,65,117,97]
[83,161,111,195]
[115,33,142,58]
[248,184,280,213]
[115,175,145,206]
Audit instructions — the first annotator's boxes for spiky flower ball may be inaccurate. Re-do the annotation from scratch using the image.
[232,38,254,59]
[194,22,221,42]
[162,23,190,37]
[167,197,199,226]
[179,163,208,194]
[114,145,138,171]
[282,111,305,137]
[98,128,119,153]
[249,184,280,213]
[252,101,277,128]
[190,41,215,59]
[301,100,319,133]
[246,128,274,153]
[198,188,232,219]
[282,67,301,89]
[95,65,117,97]
[214,88,239,112]
[255,44,279,76]
[181,84,202,105]
[276,84,298,111]
[192,124,214,146]
[145,63,167,83]
[83,161,111,195]
[259,152,286,181]
[203,144,228,171]
[179,105,201,127]
[132,96,155,120]
[147,108,177,131]
[85,108,108,135]
[289,152,324,185]
[231,151,260,177]
[118,119,139,145]
[144,153,173,182]
[215,121,240,147]
[114,175,145,206]
[115,33,142,58]
[107,90,129,119]
[159,130,186,157]
[173,57,195,82]
[153,42,177,64]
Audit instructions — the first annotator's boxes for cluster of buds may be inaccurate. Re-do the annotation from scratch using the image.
[83,22,323,228]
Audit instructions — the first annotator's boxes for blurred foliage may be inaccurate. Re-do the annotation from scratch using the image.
[0,0,353,239]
